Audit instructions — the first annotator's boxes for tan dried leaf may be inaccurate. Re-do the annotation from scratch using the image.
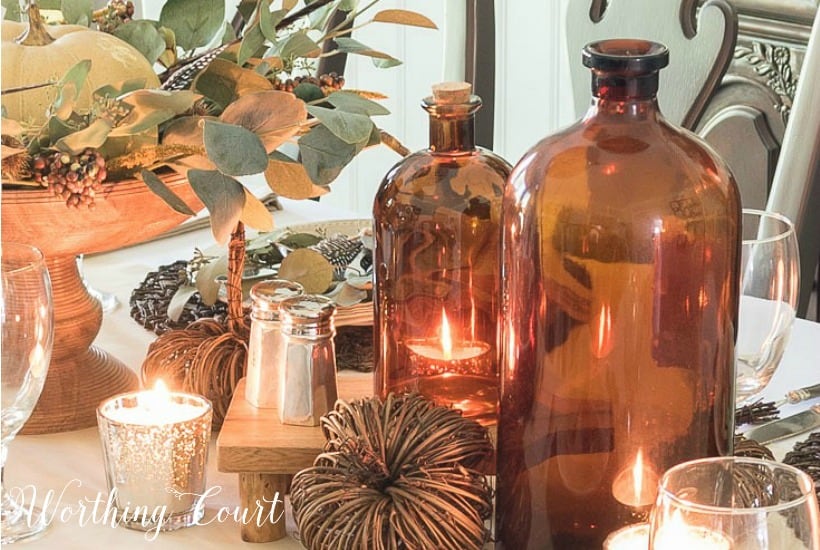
[220,91,307,153]
[278,248,334,294]
[162,116,217,170]
[372,9,438,29]
[240,188,274,232]
[264,159,328,200]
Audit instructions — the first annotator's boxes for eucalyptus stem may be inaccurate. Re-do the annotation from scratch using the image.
[1,80,56,95]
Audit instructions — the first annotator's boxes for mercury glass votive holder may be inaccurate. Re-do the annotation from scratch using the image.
[96,390,212,532]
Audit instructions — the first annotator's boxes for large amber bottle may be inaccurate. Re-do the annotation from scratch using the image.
[497,40,741,548]
[373,82,511,424]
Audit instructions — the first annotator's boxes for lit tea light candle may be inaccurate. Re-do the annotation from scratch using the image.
[653,511,731,550]
[405,309,491,376]
[603,522,649,550]
[96,381,212,533]
[612,449,659,510]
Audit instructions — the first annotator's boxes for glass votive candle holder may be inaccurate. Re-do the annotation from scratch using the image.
[650,456,820,549]
[96,381,212,532]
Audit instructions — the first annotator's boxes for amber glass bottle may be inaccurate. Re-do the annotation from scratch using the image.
[497,40,741,548]
[373,82,511,424]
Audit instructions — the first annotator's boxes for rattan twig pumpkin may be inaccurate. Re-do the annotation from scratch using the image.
[291,394,494,550]
[141,222,248,427]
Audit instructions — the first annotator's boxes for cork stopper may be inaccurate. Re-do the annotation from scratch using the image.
[432,82,472,104]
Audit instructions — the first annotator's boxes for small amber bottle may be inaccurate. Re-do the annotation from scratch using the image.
[373,82,511,424]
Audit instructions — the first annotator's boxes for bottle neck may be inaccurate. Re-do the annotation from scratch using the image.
[429,115,476,153]
[589,71,661,119]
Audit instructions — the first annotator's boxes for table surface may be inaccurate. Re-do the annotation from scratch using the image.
[8,198,820,549]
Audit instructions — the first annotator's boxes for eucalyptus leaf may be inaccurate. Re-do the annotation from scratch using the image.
[279,32,320,59]
[338,0,358,11]
[307,3,334,29]
[333,37,393,60]
[326,91,389,116]
[220,20,236,45]
[219,90,306,153]
[195,253,228,305]
[160,0,225,51]
[306,105,373,144]
[2,0,21,21]
[54,119,112,154]
[167,284,199,322]
[187,169,246,244]
[372,9,438,29]
[203,120,268,176]
[114,21,166,64]
[237,22,265,66]
[50,60,91,120]
[47,116,78,144]
[298,124,365,186]
[264,157,327,199]
[259,1,288,42]
[291,83,322,103]
[94,78,149,100]
[193,58,273,110]
[240,188,274,232]
[61,0,92,25]
[110,89,197,136]
[141,169,196,216]
[236,0,256,24]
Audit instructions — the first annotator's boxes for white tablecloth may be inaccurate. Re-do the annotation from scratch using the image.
[7,199,820,548]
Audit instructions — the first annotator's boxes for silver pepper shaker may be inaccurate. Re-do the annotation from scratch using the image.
[246,279,304,408]
[278,295,338,426]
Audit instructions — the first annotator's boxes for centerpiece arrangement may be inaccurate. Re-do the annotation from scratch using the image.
[1,0,435,433]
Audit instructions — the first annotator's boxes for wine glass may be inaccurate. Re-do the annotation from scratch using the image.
[650,456,820,549]
[1,242,54,543]
[735,209,800,405]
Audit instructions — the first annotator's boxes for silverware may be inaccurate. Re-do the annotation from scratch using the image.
[744,404,820,444]
[774,382,820,408]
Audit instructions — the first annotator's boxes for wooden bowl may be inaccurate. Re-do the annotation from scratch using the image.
[1,171,202,434]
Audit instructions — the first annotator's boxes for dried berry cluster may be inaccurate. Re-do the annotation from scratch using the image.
[95,0,135,33]
[31,148,107,209]
[273,72,345,97]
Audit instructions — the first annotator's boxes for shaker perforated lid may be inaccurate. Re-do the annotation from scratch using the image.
[280,294,337,336]
[250,279,304,320]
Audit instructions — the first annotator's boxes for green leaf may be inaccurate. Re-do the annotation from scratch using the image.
[203,120,269,176]
[298,124,365,185]
[50,60,91,120]
[307,3,335,29]
[54,119,112,154]
[46,116,77,144]
[238,22,266,66]
[333,37,401,67]
[293,82,324,103]
[236,0,256,24]
[187,169,246,244]
[279,32,320,59]
[141,169,196,216]
[338,0,358,11]
[61,0,92,25]
[2,0,21,21]
[306,105,373,144]
[326,90,389,116]
[113,21,167,64]
[372,9,438,29]
[220,20,236,45]
[94,78,149,100]
[259,1,288,42]
[159,0,225,51]
[167,284,199,322]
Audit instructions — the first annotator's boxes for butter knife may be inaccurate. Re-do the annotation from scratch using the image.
[744,404,820,445]
[775,382,820,408]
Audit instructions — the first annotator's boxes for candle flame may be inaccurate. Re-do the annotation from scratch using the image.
[143,379,171,412]
[153,379,170,396]
[441,309,452,361]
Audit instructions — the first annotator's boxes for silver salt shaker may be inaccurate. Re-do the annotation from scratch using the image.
[278,295,338,426]
[246,279,304,408]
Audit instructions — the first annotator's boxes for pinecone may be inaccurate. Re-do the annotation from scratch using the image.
[31,148,107,209]
[273,72,345,97]
[310,234,363,280]
[94,0,135,33]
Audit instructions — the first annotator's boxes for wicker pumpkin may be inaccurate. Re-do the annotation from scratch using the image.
[1,2,159,127]
[291,394,494,550]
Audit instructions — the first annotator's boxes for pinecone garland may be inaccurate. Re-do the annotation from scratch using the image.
[94,0,134,33]
[31,148,107,209]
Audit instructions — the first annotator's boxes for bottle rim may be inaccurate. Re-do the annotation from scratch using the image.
[583,39,669,74]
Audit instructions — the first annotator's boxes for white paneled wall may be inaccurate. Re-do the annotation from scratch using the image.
[137,0,571,216]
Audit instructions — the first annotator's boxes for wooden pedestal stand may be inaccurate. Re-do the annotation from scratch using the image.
[217,374,373,542]
[1,172,201,434]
